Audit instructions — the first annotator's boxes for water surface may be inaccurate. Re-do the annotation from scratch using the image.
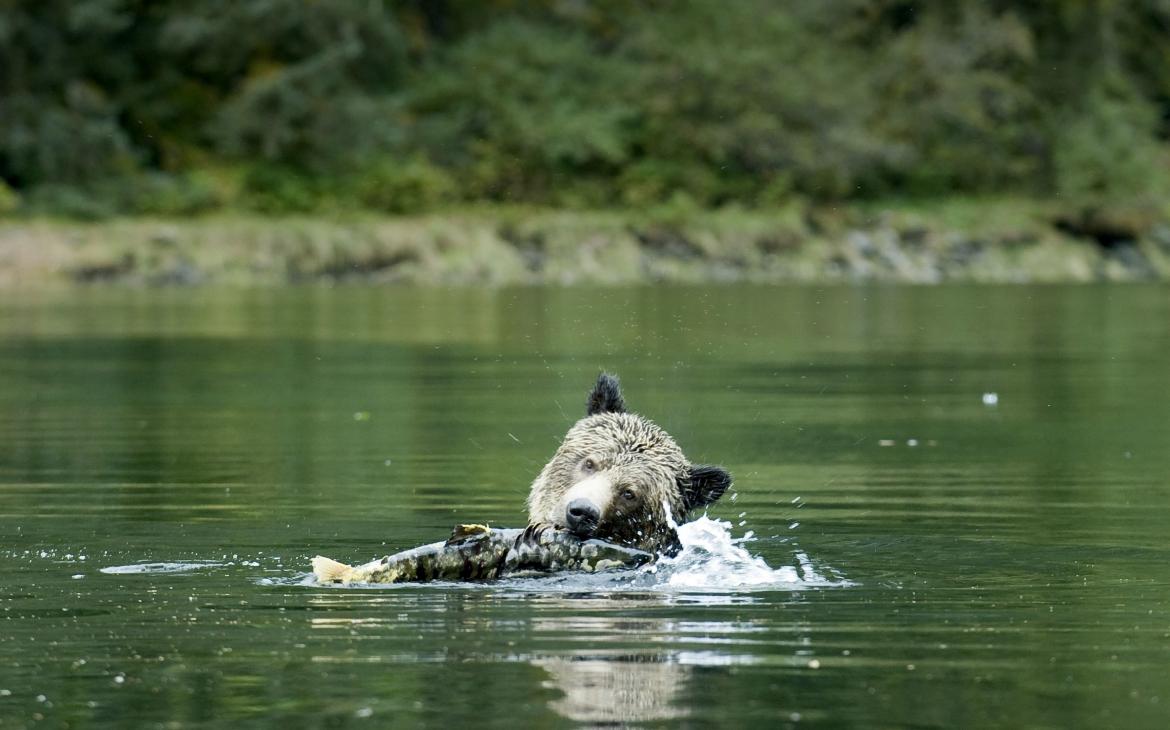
[2,285,1169,728]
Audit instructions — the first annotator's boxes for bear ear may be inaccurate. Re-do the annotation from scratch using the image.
[586,372,626,415]
[679,464,732,512]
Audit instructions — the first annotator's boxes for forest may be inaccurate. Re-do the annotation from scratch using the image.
[3,1,1169,219]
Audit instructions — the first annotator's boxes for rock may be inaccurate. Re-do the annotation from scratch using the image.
[1106,243,1157,280]
[1053,205,1159,248]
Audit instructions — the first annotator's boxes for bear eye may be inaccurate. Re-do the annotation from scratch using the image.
[620,489,637,502]
[582,458,597,473]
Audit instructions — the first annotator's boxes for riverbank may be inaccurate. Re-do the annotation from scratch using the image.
[2,199,1168,287]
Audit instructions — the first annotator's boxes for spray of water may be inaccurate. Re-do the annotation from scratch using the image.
[490,506,850,593]
[633,513,850,590]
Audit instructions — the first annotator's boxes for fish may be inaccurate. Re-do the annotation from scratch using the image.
[311,523,654,585]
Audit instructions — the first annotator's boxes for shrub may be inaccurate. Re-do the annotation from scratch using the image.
[352,158,455,214]
[1051,88,1169,200]
[239,164,322,214]
[0,180,20,216]
[23,185,118,220]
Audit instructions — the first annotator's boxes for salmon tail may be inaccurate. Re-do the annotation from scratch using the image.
[312,555,353,584]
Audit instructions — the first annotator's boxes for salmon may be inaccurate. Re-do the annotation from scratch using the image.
[311,523,653,585]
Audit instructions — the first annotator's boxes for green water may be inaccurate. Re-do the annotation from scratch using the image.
[1,285,1169,729]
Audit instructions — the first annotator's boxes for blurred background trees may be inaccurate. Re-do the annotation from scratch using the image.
[1,0,1168,217]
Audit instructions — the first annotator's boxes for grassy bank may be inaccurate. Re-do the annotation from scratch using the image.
[2,199,1169,287]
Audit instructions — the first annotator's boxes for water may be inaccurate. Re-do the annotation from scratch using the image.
[1,285,1169,728]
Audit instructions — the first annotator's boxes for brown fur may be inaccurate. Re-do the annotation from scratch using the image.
[526,374,730,555]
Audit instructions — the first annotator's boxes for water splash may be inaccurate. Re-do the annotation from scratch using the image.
[477,514,851,595]
[623,514,851,591]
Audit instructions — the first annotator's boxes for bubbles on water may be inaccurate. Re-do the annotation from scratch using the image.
[877,438,937,448]
[1,547,95,567]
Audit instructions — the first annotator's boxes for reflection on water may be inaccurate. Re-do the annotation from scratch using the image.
[528,595,772,724]
[2,285,1170,728]
[535,653,691,723]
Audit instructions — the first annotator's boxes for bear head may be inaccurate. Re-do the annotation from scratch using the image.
[526,373,732,555]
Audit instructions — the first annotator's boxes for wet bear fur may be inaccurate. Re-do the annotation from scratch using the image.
[526,373,732,556]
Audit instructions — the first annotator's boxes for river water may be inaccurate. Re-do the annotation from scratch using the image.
[1,285,1168,728]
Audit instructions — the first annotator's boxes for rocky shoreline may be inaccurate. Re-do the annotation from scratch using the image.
[2,203,1168,287]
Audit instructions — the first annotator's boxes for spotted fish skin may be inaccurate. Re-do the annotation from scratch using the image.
[312,525,653,585]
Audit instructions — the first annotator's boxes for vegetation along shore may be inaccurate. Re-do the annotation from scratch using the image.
[3,200,1169,287]
[5,4,1170,286]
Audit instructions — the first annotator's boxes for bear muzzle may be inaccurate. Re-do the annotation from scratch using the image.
[565,498,601,538]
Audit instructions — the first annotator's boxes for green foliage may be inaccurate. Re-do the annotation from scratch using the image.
[618,4,891,202]
[3,0,1170,216]
[409,19,637,202]
[239,165,323,215]
[118,173,224,216]
[352,159,456,214]
[20,173,224,220]
[22,184,119,221]
[192,1,409,170]
[617,160,723,208]
[1,88,138,187]
[858,6,1046,194]
[0,180,20,216]
[1051,87,1169,199]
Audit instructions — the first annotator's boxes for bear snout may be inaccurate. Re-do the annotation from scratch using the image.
[566,498,601,537]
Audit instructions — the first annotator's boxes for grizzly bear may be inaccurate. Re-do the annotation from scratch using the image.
[526,373,732,556]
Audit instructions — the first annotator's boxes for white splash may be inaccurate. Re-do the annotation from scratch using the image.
[632,515,851,590]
